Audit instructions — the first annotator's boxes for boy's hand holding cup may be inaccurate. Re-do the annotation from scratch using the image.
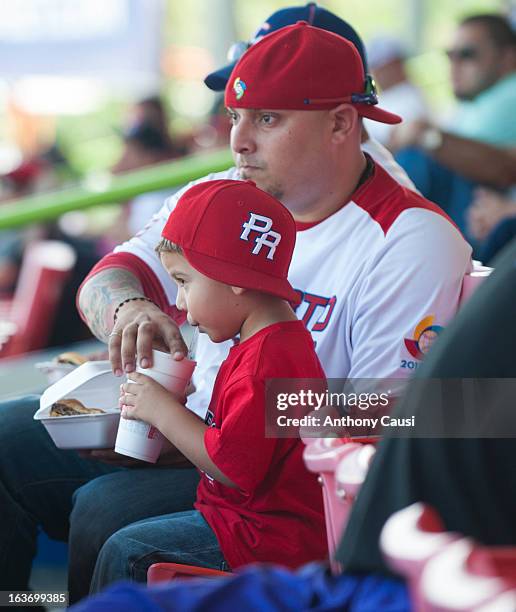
[115,348,196,463]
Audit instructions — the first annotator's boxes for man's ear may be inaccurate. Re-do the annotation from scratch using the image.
[329,104,360,143]
[231,286,247,296]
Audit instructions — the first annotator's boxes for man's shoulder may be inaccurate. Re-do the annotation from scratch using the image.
[352,163,457,237]
[483,72,516,102]
[362,138,416,190]
[162,167,240,212]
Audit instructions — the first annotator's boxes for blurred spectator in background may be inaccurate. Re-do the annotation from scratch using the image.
[392,13,516,256]
[364,34,429,148]
[190,96,231,152]
[111,97,189,239]
[0,97,191,348]
[468,187,516,262]
[0,144,99,347]
[124,96,179,152]
[0,159,45,296]
[0,146,72,297]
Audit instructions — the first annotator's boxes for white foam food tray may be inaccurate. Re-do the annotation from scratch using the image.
[35,361,121,449]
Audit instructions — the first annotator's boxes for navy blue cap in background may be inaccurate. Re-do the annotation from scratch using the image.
[204,3,368,91]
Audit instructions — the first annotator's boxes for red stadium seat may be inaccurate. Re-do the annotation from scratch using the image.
[0,240,76,357]
[147,562,228,584]
[381,503,516,611]
[303,437,376,573]
[459,261,492,307]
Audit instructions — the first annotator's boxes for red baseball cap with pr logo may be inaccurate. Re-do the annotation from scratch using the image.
[224,21,401,124]
[161,179,300,305]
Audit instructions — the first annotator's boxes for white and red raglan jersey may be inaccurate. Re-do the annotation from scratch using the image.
[80,140,471,417]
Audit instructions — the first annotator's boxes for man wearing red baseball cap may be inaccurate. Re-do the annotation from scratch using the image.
[223,21,402,215]
[225,21,401,123]
[111,179,327,580]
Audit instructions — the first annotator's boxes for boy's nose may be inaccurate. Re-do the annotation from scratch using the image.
[175,289,186,311]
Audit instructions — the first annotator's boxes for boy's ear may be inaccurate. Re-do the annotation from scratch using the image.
[231,286,247,296]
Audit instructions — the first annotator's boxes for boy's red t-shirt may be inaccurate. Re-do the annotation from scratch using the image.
[194,320,327,570]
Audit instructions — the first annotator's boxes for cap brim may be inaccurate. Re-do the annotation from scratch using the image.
[183,247,301,306]
[355,103,402,125]
[204,62,236,92]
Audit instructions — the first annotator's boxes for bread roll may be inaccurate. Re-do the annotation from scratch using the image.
[55,352,88,366]
[50,398,105,417]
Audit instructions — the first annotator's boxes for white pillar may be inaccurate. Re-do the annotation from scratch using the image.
[203,0,237,68]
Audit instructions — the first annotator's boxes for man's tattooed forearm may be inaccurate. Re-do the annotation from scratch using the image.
[78,269,144,341]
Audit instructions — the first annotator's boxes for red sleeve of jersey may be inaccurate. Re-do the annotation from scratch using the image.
[204,376,280,493]
[76,252,184,325]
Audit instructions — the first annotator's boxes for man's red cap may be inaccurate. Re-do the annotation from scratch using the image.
[224,21,401,124]
[161,180,300,305]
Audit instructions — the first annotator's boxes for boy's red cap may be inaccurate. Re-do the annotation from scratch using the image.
[224,21,401,124]
[161,180,300,305]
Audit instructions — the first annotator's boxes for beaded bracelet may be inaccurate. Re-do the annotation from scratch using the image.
[113,296,157,323]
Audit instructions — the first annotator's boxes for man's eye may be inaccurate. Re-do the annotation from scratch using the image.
[227,111,238,124]
[260,114,275,125]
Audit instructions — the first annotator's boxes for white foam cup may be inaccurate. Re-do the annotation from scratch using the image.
[115,349,196,463]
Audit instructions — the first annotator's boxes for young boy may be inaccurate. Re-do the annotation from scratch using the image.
[119,178,327,572]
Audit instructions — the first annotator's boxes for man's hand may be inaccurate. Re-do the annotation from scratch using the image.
[109,300,188,376]
[468,188,516,241]
[78,268,186,373]
[388,119,431,153]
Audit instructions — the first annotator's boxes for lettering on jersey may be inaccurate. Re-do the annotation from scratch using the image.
[401,359,419,370]
[205,407,215,427]
[294,291,337,333]
[240,212,281,260]
[403,315,443,361]
[202,408,216,484]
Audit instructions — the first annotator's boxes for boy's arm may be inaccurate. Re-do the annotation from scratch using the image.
[155,404,237,489]
[121,371,236,487]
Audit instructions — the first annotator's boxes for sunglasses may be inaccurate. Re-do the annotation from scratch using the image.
[305,74,379,107]
[445,46,480,62]
[351,75,379,106]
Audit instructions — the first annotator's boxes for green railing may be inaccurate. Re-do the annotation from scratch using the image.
[0,148,233,230]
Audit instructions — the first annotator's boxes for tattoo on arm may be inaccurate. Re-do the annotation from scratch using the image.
[78,268,144,341]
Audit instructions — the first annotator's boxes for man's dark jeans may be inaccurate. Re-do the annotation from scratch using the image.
[0,396,199,603]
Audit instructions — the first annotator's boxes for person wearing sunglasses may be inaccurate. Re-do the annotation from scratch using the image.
[447,14,516,107]
[390,13,516,256]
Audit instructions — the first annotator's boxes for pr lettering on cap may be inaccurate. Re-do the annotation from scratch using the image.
[240,212,282,260]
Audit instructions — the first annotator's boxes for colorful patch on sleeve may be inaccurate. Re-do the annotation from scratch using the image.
[404,315,443,360]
